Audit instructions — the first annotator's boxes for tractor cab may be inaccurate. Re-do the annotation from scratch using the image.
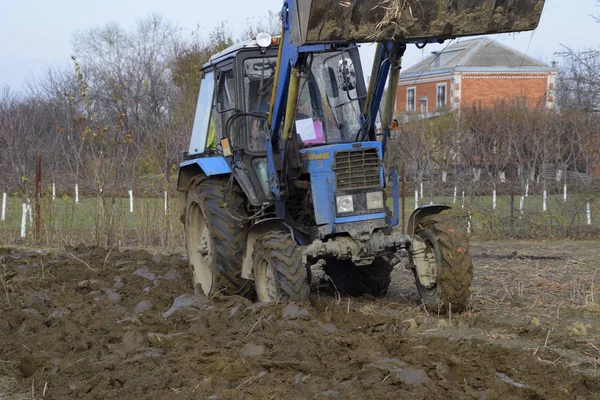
[184,38,388,243]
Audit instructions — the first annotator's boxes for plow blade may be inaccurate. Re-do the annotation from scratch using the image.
[290,0,545,45]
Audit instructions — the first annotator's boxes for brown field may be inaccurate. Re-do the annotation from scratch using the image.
[1,240,599,399]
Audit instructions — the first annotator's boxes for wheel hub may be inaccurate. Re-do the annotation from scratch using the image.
[255,258,279,302]
[411,235,438,289]
[187,201,214,295]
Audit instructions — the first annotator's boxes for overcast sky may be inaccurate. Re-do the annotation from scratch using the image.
[1,0,599,91]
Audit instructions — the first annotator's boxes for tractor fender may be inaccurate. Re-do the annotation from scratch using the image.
[407,205,451,236]
[177,157,231,192]
[241,219,294,280]
[178,159,263,207]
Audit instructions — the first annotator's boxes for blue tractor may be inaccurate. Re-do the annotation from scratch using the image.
[177,0,546,312]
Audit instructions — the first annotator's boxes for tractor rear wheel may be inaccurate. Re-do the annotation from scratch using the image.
[184,177,252,297]
[412,211,473,314]
[252,232,310,302]
[324,257,393,297]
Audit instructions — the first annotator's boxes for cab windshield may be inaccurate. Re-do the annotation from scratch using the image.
[295,50,364,144]
[243,48,364,151]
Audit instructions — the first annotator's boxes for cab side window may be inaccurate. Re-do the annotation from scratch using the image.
[188,71,215,155]
[211,69,235,148]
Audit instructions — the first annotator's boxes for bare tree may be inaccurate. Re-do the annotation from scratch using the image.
[0,86,55,200]
[240,11,282,39]
[556,47,600,112]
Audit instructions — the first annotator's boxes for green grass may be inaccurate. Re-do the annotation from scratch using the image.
[1,190,598,247]
[0,194,184,247]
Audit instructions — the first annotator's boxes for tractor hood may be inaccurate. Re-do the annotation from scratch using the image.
[289,0,546,45]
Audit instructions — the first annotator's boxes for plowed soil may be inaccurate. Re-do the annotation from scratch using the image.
[1,241,599,399]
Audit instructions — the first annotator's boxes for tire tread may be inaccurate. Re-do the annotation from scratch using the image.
[416,211,473,313]
[185,177,252,297]
[254,232,310,302]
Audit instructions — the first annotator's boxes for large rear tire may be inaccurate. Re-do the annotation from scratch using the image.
[324,257,393,297]
[412,211,473,314]
[252,232,310,302]
[184,177,252,297]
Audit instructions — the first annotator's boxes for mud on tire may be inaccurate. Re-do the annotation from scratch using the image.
[413,211,473,313]
[324,257,393,297]
[184,177,252,297]
[253,232,310,302]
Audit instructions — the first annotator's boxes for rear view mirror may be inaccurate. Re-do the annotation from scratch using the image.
[337,58,356,92]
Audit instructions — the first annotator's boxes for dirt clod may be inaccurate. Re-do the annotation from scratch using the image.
[282,302,310,319]
[134,300,152,314]
[241,343,266,358]
[403,317,418,331]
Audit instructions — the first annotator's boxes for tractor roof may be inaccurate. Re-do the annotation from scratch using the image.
[202,38,280,70]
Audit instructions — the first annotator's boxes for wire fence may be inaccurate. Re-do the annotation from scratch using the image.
[398,167,600,239]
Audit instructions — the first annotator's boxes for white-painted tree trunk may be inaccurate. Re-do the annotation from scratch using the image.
[467,211,472,234]
[499,171,506,183]
[1,192,6,221]
[441,171,447,183]
[129,190,134,213]
[419,182,424,199]
[543,190,547,212]
[453,186,457,204]
[563,184,567,203]
[52,182,56,202]
[461,191,465,209]
[519,196,524,219]
[20,203,27,238]
[525,182,529,197]
[414,190,419,209]
[75,184,79,204]
[556,169,562,182]
[164,191,168,215]
[587,202,592,225]
[492,190,497,210]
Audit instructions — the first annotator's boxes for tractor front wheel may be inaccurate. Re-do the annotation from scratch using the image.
[252,232,310,302]
[411,211,473,314]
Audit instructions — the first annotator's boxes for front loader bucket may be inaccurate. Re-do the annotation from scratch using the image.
[290,0,546,45]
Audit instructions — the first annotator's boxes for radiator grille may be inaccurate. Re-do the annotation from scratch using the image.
[333,148,380,190]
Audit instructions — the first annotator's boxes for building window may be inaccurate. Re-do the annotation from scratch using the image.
[407,88,415,112]
[420,98,427,114]
[437,84,446,109]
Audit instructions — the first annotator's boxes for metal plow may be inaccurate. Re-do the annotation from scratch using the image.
[290,0,546,45]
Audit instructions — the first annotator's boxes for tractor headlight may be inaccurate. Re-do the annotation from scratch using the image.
[256,32,272,48]
[336,195,354,214]
[366,191,384,209]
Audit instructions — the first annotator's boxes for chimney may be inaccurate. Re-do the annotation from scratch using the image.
[431,51,440,68]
